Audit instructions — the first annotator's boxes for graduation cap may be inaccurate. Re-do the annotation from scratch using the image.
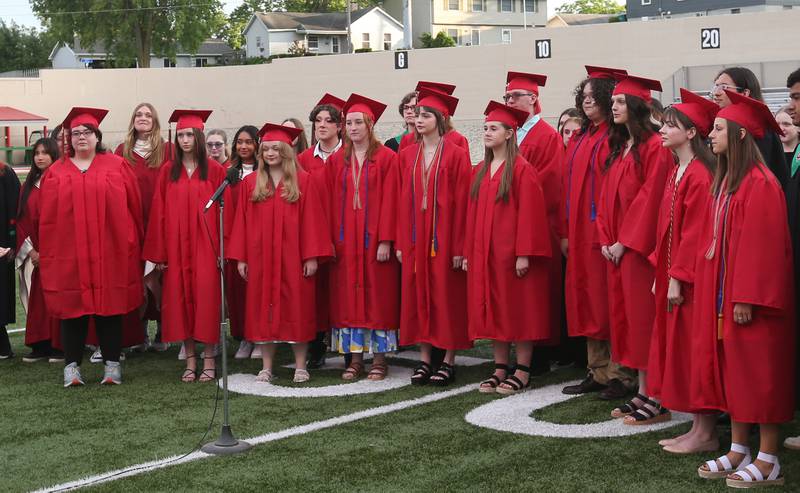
[415,81,456,95]
[416,88,459,118]
[585,65,628,80]
[315,93,346,111]
[506,71,547,94]
[169,109,213,131]
[484,100,529,129]
[343,93,387,123]
[718,90,783,139]
[62,107,108,129]
[612,75,663,103]
[672,88,720,138]
[258,122,304,145]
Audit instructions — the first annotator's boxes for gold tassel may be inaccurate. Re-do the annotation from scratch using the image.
[717,314,723,340]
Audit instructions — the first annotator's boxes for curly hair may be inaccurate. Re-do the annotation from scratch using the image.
[574,77,615,133]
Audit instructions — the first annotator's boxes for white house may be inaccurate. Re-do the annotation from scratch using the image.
[49,39,235,69]
[243,7,405,59]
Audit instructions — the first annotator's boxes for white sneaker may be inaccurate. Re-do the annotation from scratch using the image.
[250,344,263,359]
[90,349,124,363]
[178,343,186,361]
[101,361,122,385]
[63,363,85,387]
[234,341,253,359]
[784,436,800,450]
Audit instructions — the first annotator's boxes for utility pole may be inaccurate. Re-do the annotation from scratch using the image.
[346,1,352,53]
[403,0,413,49]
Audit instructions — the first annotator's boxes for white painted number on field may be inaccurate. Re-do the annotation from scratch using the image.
[395,51,408,70]
[701,28,720,50]
[535,39,551,59]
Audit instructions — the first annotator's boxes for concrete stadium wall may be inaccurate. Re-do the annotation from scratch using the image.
[2,9,798,163]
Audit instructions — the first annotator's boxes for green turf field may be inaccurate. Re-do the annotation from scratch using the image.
[2,319,800,492]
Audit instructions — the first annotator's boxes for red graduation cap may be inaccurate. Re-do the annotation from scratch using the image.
[343,93,387,123]
[62,107,108,129]
[258,122,304,145]
[416,88,459,118]
[316,93,346,111]
[415,81,456,95]
[613,75,662,103]
[585,65,628,80]
[484,100,529,130]
[506,71,547,94]
[718,89,783,139]
[673,88,720,138]
[169,109,213,131]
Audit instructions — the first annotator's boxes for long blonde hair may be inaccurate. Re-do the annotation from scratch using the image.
[252,141,301,203]
[123,102,165,168]
[470,124,519,202]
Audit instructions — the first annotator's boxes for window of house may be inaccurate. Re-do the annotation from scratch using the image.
[471,29,480,46]
[731,8,741,13]
[194,58,208,67]
[332,36,340,53]
[525,0,537,12]
[163,59,175,68]
[308,35,319,51]
[383,33,391,50]
[362,33,370,49]
[447,0,459,10]
[641,0,652,5]
[501,29,511,44]
[500,0,513,12]
[447,28,459,45]
[471,0,485,11]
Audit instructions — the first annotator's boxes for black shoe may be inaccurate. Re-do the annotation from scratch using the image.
[597,378,632,400]
[307,337,327,369]
[562,374,607,395]
[48,349,65,363]
[0,329,12,359]
[307,352,326,370]
[23,349,50,363]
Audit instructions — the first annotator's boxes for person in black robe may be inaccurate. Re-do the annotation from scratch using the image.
[0,161,21,359]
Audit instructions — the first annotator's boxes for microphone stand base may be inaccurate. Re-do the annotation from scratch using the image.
[201,425,253,455]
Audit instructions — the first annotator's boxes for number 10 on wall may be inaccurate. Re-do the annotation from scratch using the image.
[535,39,551,59]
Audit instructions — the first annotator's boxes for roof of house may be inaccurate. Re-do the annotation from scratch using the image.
[550,13,620,26]
[253,7,398,33]
[49,38,235,59]
[0,106,48,126]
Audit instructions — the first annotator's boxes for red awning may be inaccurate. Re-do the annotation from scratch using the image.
[0,106,48,126]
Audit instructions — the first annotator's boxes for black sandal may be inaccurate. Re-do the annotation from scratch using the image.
[611,393,648,418]
[181,354,197,383]
[623,399,672,426]
[411,362,433,385]
[429,363,456,387]
[496,364,531,395]
[479,363,509,394]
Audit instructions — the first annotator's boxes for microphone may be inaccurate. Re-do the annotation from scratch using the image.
[204,166,242,212]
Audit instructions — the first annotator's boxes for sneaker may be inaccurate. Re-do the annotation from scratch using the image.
[101,361,122,385]
[150,341,169,352]
[90,349,125,363]
[63,363,85,387]
[23,349,49,363]
[178,343,187,361]
[48,350,65,363]
[234,340,253,359]
[250,344,263,359]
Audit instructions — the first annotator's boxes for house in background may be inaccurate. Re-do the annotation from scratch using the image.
[49,38,235,69]
[243,6,404,58]
[626,0,800,20]
[383,0,548,48]
[546,12,623,27]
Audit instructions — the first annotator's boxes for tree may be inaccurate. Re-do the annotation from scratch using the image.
[556,0,625,14]
[0,21,56,72]
[219,0,280,50]
[419,32,455,49]
[283,1,380,10]
[32,0,226,68]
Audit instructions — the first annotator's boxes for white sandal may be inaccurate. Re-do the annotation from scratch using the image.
[293,369,311,383]
[255,369,273,383]
[726,451,784,488]
[698,443,752,479]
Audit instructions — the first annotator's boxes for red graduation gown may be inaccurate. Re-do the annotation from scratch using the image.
[597,133,672,370]
[464,157,552,342]
[562,123,612,340]
[327,145,400,330]
[38,153,144,319]
[17,185,60,348]
[519,118,564,344]
[399,130,470,156]
[397,141,471,350]
[646,160,711,411]
[227,171,332,342]
[690,165,795,423]
[222,163,252,340]
[142,161,226,344]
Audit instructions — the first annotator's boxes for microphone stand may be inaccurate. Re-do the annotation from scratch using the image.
[201,193,252,455]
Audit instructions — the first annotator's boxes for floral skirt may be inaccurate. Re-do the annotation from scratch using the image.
[330,328,398,354]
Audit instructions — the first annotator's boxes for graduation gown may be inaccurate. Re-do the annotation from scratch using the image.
[646,160,711,411]
[16,183,59,347]
[464,157,552,342]
[142,160,226,344]
[562,123,611,339]
[398,130,470,156]
[222,163,253,340]
[596,133,672,370]
[519,118,564,344]
[690,164,795,423]
[227,170,332,342]
[39,153,143,319]
[327,145,400,330]
[0,167,18,328]
[397,141,471,350]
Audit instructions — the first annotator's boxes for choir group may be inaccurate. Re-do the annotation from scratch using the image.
[2,63,800,489]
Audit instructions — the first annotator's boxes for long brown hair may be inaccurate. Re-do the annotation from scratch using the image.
[122,102,165,168]
[19,137,58,218]
[171,128,209,181]
[252,141,301,203]
[343,113,381,162]
[413,105,448,139]
[712,119,766,195]
[606,94,659,171]
[282,118,309,154]
[470,124,518,203]
[662,107,716,174]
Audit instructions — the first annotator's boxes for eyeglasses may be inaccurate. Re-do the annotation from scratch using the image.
[581,93,596,102]
[402,104,417,111]
[711,83,744,94]
[503,92,533,102]
[206,142,224,149]
[70,129,94,139]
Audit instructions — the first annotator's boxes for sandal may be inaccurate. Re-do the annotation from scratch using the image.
[293,369,311,383]
[496,364,531,395]
[411,362,433,385]
[611,393,647,418]
[698,443,752,479]
[255,369,273,382]
[198,367,216,383]
[367,363,388,381]
[623,399,671,426]
[429,363,456,387]
[726,452,785,488]
[479,364,509,394]
[342,361,364,381]
[181,355,197,383]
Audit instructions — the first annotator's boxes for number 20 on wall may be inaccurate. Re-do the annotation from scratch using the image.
[701,28,720,50]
